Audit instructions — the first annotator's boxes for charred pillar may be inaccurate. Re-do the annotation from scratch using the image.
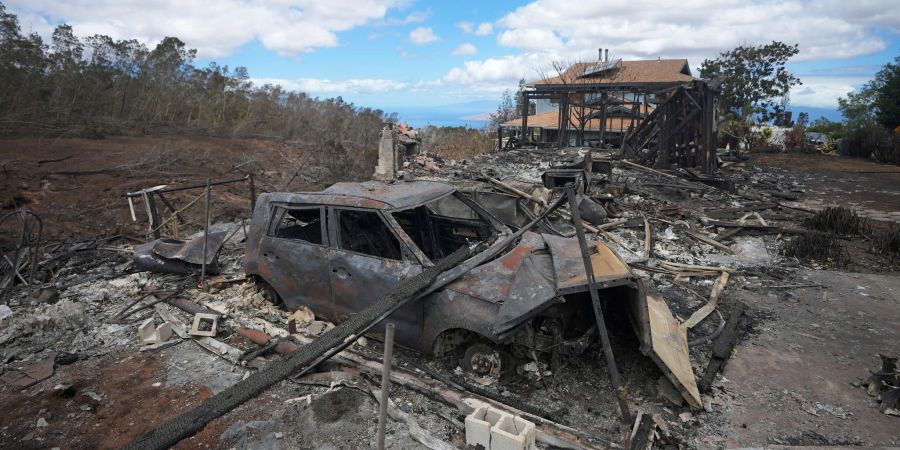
[656,99,670,169]
[521,91,529,144]
[598,92,608,146]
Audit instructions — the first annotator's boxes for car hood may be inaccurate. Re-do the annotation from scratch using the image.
[443,231,634,337]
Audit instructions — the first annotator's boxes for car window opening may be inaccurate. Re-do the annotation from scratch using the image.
[273,208,323,244]
[393,194,493,263]
[337,209,402,260]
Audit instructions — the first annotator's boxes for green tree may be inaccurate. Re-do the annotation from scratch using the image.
[873,55,899,130]
[837,86,878,128]
[699,41,802,122]
[489,88,516,128]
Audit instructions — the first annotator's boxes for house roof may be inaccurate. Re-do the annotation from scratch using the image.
[530,59,694,87]
[501,108,646,132]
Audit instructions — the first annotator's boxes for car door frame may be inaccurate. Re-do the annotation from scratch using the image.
[258,203,335,319]
[325,205,426,345]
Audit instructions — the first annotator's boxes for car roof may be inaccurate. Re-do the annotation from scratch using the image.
[321,181,455,210]
[262,181,456,210]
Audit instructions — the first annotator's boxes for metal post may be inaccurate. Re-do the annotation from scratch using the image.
[200,178,211,288]
[376,323,395,450]
[144,191,161,240]
[248,174,256,215]
[565,188,632,423]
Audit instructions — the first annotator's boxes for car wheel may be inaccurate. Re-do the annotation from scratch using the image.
[254,277,282,306]
[462,343,511,377]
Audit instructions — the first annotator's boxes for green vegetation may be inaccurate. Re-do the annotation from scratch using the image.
[700,41,801,123]
[826,55,900,163]
[0,2,393,147]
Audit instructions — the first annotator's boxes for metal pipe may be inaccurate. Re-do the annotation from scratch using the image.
[123,176,248,198]
[566,188,631,423]
[377,322,395,450]
[200,178,211,288]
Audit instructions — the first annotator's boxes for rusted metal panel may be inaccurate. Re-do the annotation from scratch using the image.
[259,237,333,317]
[542,233,634,292]
[444,231,546,303]
[133,231,228,274]
[327,249,424,345]
[150,231,227,265]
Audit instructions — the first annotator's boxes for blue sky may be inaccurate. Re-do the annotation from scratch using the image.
[9,0,900,126]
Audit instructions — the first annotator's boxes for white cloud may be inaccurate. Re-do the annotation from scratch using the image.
[409,26,439,45]
[491,0,894,62]
[452,43,478,56]
[372,9,430,27]
[252,77,409,94]
[6,0,406,57]
[474,22,493,36]
[790,76,870,108]
[441,0,897,106]
[456,21,473,33]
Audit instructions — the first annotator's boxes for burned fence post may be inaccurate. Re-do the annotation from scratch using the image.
[200,177,211,288]
[248,174,256,215]
[565,187,632,423]
[143,191,161,240]
[377,322,395,450]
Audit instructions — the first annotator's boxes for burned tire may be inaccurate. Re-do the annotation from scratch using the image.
[253,276,282,306]
[461,343,512,377]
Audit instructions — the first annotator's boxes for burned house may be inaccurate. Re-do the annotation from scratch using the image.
[501,50,721,175]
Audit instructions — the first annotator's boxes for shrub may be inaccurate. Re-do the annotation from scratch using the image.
[803,206,870,235]
[781,232,849,268]
[839,126,899,164]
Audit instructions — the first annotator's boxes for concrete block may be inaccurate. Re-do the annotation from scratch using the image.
[465,405,509,449]
[189,313,218,337]
[156,322,173,342]
[491,415,536,450]
[138,318,157,345]
[139,319,174,345]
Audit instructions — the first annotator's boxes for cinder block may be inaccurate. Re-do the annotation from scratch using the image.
[138,318,157,345]
[465,405,509,449]
[491,414,536,450]
[156,322,173,342]
[138,319,174,345]
[189,313,218,337]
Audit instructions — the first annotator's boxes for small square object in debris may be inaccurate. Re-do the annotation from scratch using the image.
[189,313,218,337]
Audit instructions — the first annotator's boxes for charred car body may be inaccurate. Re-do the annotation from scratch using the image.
[244,180,699,404]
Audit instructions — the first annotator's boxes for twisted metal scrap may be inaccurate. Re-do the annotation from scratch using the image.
[1,208,42,303]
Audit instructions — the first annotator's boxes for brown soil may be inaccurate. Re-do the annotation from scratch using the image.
[0,135,338,242]
[0,351,219,449]
[754,153,900,213]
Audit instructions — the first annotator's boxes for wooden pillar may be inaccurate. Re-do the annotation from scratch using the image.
[657,99,670,169]
[598,92,608,146]
[497,125,503,151]
[701,83,716,175]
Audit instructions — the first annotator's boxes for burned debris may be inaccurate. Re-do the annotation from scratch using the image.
[1,60,899,450]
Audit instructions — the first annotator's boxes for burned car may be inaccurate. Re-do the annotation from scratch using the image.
[244,180,699,404]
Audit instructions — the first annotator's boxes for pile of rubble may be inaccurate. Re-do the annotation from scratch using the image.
[2,143,898,449]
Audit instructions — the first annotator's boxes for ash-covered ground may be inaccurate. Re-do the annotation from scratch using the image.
[1,141,898,449]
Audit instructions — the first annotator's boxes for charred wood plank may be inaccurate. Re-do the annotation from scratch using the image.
[699,301,746,392]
